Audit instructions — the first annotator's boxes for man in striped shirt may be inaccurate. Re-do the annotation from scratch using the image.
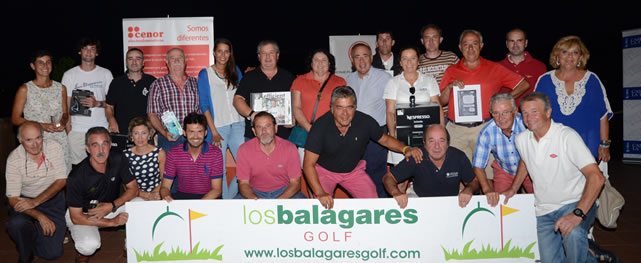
[160,113,223,200]
[5,122,67,262]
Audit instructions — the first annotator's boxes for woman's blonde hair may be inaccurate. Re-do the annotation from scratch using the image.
[549,35,590,69]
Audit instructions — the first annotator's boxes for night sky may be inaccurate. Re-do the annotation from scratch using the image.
[5,1,638,124]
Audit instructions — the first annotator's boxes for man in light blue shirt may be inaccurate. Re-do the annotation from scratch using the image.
[473,93,532,207]
[346,43,392,197]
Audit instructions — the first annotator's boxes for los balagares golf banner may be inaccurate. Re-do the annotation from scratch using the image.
[126,194,539,262]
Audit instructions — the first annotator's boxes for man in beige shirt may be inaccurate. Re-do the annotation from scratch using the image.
[5,121,67,262]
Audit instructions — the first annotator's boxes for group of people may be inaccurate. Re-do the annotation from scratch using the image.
[7,24,615,263]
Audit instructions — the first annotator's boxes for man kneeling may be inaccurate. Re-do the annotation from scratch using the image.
[66,127,140,262]
[383,124,480,208]
[236,112,306,199]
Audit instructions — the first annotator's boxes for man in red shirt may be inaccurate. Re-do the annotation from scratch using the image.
[498,28,547,106]
[440,29,529,181]
[236,112,305,199]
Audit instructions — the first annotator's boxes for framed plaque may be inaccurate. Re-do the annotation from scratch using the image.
[453,84,482,123]
[250,91,293,126]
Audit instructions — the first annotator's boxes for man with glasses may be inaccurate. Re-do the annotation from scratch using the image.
[303,86,422,209]
[472,93,533,207]
[6,121,67,262]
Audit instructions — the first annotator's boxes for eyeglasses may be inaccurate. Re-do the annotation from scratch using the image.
[409,86,416,107]
[24,155,49,178]
[491,110,514,118]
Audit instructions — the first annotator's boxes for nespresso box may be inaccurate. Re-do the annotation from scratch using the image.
[395,102,440,147]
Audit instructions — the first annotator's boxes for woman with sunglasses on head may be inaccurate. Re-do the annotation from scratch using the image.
[384,46,444,165]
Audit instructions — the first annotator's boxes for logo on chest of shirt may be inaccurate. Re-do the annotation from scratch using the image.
[446,172,459,178]
[549,153,558,159]
[142,87,149,96]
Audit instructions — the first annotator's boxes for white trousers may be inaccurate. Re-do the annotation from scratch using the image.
[65,197,143,256]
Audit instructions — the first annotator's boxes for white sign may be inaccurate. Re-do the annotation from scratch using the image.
[329,35,376,79]
[453,84,483,123]
[623,28,641,163]
[126,195,539,262]
[122,17,214,78]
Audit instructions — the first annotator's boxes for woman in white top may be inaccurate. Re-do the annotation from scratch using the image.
[384,46,444,164]
[197,38,244,199]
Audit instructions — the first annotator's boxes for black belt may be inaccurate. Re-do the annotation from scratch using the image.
[450,120,485,128]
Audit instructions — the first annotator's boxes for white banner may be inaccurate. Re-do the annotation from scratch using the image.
[122,17,214,78]
[126,195,539,262]
[623,28,641,163]
[329,35,376,79]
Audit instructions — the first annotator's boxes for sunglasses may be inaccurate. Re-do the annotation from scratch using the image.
[409,86,416,106]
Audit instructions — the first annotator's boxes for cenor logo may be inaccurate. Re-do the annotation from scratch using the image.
[127,26,165,39]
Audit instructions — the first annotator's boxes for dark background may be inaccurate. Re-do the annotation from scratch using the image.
[4,1,638,158]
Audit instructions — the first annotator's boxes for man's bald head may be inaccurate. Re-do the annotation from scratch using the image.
[17,121,45,156]
[17,121,43,142]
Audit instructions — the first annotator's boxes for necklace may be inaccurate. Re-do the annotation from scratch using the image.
[33,79,52,89]
[214,68,226,79]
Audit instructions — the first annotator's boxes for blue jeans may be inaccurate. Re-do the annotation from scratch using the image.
[537,202,597,263]
[217,121,245,199]
[235,185,307,199]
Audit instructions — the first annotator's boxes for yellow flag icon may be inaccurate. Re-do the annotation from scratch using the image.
[501,205,519,216]
[190,209,207,221]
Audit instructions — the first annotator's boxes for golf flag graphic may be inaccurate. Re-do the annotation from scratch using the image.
[500,205,519,250]
[189,209,207,252]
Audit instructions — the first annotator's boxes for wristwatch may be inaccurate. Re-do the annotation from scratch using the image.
[572,208,586,220]
[246,110,255,121]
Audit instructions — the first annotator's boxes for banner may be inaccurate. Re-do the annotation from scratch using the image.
[329,35,376,79]
[623,29,641,163]
[126,195,539,262]
[122,17,214,78]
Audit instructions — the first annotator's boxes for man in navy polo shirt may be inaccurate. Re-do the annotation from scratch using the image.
[383,124,480,208]
[233,40,295,140]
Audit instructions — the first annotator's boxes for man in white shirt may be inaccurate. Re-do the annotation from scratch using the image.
[63,37,113,165]
[345,43,393,198]
[503,92,604,263]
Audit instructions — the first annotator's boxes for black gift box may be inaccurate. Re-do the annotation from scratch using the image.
[395,102,440,147]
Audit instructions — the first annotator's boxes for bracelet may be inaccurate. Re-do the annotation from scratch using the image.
[111,201,117,213]
[402,146,410,155]
[599,139,611,148]
[246,110,255,120]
